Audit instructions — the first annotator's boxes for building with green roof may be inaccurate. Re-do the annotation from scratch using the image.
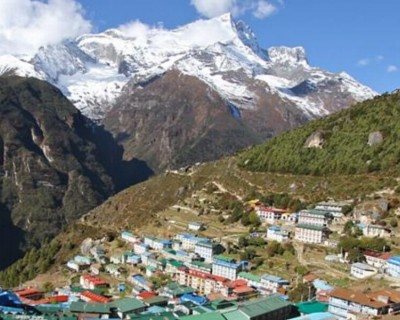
[143,296,169,307]
[222,295,292,320]
[237,272,262,287]
[128,311,177,320]
[160,283,195,298]
[69,301,111,315]
[111,298,146,317]
[180,312,226,320]
[295,301,328,315]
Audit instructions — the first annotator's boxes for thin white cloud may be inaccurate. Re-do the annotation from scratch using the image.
[253,1,277,19]
[357,58,370,67]
[0,0,92,56]
[117,20,160,44]
[387,65,398,73]
[190,0,278,19]
[376,55,384,62]
[190,0,237,18]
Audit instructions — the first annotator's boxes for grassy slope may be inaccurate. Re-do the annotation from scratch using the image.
[239,92,400,175]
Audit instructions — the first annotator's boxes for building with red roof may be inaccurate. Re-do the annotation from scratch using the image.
[177,267,231,296]
[15,288,44,301]
[364,250,392,269]
[256,206,288,223]
[80,274,110,290]
[137,291,157,300]
[80,290,111,304]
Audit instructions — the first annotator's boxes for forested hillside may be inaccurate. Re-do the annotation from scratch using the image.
[240,91,400,175]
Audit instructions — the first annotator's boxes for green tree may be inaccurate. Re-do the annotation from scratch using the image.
[295,265,309,276]
[42,281,55,293]
[347,248,364,263]
[288,283,316,302]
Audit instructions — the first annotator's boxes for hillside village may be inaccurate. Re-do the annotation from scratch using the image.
[2,191,400,320]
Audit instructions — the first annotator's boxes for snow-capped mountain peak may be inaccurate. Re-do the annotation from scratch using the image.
[0,14,376,120]
[267,46,309,66]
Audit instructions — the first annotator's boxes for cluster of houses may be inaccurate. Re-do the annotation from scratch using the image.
[2,198,400,319]
[257,201,394,246]
[0,228,339,320]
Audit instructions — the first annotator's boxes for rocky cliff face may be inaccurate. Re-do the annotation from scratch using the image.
[105,70,263,171]
[0,76,152,269]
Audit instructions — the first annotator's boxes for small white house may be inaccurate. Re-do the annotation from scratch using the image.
[266,226,289,242]
[188,222,205,231]
[386,256,400,278]
[66,260,80,272]
[121,231,138,243]
[133,242,149,255]
[364,251,391,269]
[357,224,391,238]
[350,263,377,279]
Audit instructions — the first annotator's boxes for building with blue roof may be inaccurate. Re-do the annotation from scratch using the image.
[121,231,138,243]
[130,275,153,292]
[212,256,245,280]
[0,290,22,307]
[180,294,208,306]
[177,234,210,251]
[313,280,334,292]
[260,274,290,293]
[290,312,337,320]
[133,242,149,255]
[267,226,289,242]
[387,256,400,278]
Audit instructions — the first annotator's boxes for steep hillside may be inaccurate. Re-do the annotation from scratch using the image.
[105,70,263,171]
[0,76,151,270]
[2,154,398,287]
[239,91,400,175]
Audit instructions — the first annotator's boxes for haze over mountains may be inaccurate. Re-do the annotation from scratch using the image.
[0,14,375,171]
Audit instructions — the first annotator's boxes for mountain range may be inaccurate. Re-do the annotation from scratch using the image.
[0,13,379,271]
[3,89,399,288]
[0,13,376,172]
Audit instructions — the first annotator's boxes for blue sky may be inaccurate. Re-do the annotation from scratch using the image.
[75,0,399,93]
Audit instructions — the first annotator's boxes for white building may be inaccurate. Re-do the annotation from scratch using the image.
[294,224,330,244]
[121,231,138,243]
[387,257,400,278]
[297,209,333,227]
[266,226,289,242]
[133,242,149,255]
[256,206,287,223]
[328,288,400,319]
[238,272,262,288]
[188,222,204,231]
[260,274,289,294]
[357,224,391,238]
[66,260,81,272]
[212,256,244,281]
[176,234,209,251]
[315,201,348,219]
[350,263,377,279]
[144,236,171,250]
[364,251,392,270]
[194,241,224,263]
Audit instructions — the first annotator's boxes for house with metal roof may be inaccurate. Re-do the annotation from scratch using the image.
[350,262,377,279]
[110,298,146,318]
[387,256,400,278]
[222,294,293,320]
[260,274,289,294]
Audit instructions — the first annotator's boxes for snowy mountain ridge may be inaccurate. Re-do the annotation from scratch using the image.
[0,13,376,120]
